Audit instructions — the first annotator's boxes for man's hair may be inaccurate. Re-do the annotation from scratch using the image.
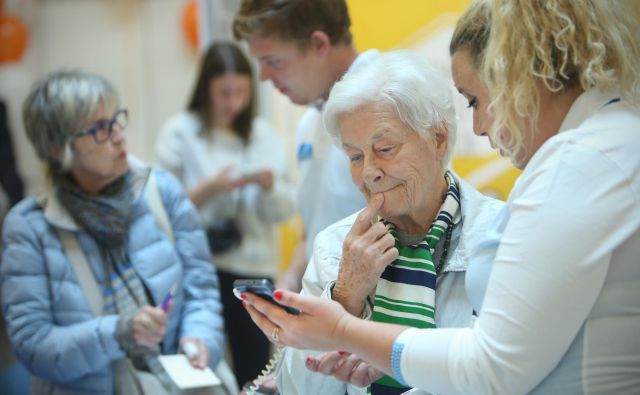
[232,0,352,48]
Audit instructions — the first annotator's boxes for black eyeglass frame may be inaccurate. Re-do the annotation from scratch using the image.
[71,108,128,144]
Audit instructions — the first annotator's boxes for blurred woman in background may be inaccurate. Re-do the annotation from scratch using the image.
[156,42,295,387]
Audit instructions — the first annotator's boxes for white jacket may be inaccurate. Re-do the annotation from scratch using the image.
[399,90,640,394]
[276,174,505,395]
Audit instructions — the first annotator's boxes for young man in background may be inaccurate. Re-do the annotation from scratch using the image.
[233,0,378,293]
[233,1,379,393]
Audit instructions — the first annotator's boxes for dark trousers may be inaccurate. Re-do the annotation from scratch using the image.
[217,270,272,388]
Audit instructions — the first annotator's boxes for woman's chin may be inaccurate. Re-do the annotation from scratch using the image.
[116,162,129,177]
[377,202,394,221]
[107,163,129,184]
[369,191,397,219]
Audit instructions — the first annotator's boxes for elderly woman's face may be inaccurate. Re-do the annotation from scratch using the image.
[341,102,447,226]
[70,106,128,193]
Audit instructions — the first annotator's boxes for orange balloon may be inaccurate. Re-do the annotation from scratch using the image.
[181,0,198,51]
[0,13,29,63]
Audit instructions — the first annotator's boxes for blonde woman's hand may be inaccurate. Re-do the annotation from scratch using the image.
[242,289,353,352]
[333,194,398,315]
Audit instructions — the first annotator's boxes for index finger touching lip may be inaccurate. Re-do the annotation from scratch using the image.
[353,194,384,232]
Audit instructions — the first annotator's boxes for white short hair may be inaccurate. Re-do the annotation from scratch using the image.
[324,50,457,168]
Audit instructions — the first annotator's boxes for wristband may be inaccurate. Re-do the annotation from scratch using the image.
[390,328,419,386]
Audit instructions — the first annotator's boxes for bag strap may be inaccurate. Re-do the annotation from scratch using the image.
[58,170,173,318]
[56,171,239,394]
[56,228,103,316]
[144,171,174,243]
[145,172,240,395]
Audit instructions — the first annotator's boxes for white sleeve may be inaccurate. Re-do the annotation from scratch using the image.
[154,115,187,181]
[400,144,639,394]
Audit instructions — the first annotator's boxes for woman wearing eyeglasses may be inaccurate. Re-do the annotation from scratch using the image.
[0,70,225,394]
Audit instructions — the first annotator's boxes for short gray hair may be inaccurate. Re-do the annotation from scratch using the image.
[324,50,457,168]
[22,70,118,176]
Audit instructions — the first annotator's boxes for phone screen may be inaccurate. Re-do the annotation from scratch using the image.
[233,279,300,315]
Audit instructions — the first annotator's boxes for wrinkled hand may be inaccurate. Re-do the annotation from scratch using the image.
[132,305,169,347]
[179,336,210,369]
[306,351,384,387]
[243,289,353,352]
[333,194,398,315]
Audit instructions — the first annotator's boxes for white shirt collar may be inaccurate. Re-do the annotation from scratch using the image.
[558,88,622,134]
[313,49,380,111]
[348,48,380,74]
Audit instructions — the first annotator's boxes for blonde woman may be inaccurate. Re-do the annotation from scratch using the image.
[241,1,640,394]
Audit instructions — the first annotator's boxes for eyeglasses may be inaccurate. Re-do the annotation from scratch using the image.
[71,109,128,144]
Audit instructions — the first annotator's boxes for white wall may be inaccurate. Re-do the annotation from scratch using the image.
[0,0,304,195]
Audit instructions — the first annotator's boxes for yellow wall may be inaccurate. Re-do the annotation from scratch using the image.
[347,0,471,51]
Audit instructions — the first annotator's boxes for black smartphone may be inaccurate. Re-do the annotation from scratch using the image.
[233,278,300,315]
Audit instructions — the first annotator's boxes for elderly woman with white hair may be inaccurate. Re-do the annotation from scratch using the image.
[251,51,504,395]
[245,0,640,393]
[0,70,227,394]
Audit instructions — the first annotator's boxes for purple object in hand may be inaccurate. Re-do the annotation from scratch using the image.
[161,283,177,312]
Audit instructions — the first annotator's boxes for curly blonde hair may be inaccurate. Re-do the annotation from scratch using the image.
[454,0,640,160]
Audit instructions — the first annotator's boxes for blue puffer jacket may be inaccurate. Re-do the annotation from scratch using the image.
[0,160,224,394]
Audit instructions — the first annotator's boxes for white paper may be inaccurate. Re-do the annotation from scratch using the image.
[158,354,221,389]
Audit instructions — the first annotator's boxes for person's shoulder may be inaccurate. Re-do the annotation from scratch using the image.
[299,106,322,127]
[151,167,184,196]
[251,116,278,137]
[455,174,505,210]
[3,196,46,234]
[350,49,381,72]
[574,100,640,153]
[452,172,506,229]
[162,111,201,136]
[129,155,184,200]
[526,103,640,187]
[538,93,640,158]
[252,115,272,130]
[6,196,42,218]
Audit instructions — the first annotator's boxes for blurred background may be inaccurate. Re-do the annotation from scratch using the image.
[1,0,639,253]
[0,0,503,196]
